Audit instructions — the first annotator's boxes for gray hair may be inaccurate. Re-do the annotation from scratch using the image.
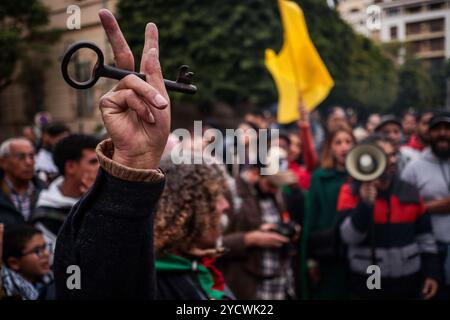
[0,137,33,158]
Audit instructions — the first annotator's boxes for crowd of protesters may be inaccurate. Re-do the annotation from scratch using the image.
[1,9,450,301]
[1,104,450,300]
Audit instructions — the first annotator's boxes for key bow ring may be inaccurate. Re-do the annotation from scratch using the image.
[61,41,197,94]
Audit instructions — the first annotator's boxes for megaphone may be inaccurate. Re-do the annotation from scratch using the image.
[345,144,387,182]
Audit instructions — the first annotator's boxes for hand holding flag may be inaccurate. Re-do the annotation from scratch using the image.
[265,0,334,124]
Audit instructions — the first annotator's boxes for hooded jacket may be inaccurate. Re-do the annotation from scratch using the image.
[31,176,80,264]
[32,177,79,236]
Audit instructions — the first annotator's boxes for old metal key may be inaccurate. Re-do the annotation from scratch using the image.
[61,41,197,94]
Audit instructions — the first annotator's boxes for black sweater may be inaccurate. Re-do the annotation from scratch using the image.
[54,168,165,299]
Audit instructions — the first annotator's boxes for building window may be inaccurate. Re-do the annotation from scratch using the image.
[390,26,398,40]
[430,38,445,51]
[406,5,422,14]
[77,62,94,117]
[429,18,444,32]
[409,41,423,54]
[428,2,445,11]
[386,8,400,16]
[406,22,421,35]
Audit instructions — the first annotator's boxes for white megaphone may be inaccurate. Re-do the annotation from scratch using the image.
[345,144,387,182]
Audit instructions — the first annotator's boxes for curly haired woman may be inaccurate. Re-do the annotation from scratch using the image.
[154,157,234,300]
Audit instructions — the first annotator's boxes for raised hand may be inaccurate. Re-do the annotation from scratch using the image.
[98,9,170,169]
[297,99,310,126]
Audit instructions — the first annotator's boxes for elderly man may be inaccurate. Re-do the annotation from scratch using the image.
[0,138,45,225]
[54,9,170,299]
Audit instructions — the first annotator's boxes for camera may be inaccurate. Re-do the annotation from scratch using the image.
[270,221,297,257]
[270,221,297,239]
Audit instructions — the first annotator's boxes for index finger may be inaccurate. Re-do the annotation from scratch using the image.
[99,9,134,71]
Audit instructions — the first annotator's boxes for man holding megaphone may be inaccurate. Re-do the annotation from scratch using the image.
[337,134,440,299]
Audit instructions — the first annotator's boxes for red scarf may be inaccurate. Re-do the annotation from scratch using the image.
[406,134,424,151]
[201,258,225,291]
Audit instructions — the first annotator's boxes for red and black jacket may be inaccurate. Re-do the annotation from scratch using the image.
[337,176,440,281]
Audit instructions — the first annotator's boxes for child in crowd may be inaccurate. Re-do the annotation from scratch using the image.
[1,224,53,299]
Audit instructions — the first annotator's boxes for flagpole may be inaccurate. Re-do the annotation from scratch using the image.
[278,0,304,118]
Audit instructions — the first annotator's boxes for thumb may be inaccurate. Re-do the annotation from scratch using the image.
[270,233,290,243]
[260,223,277,231]
[422,281,430,294]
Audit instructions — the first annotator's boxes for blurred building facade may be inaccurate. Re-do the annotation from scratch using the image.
[337,0,374,37]
[0,0,237,141]
[0,0,117,140]
[337,0,450,66]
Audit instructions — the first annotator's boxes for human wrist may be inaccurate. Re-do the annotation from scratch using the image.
[96,139,164,182]
[112,149,160,170]
[297,120,310,129]
[244,231,256,247]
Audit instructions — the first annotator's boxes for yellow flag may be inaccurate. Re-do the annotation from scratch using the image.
[265,0,334,124]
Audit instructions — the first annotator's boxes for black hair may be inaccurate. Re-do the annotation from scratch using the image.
[278,130,291,147]
[247,109,265,118]
[401,109,416,119]
[53,134,100,175]
[2,224,42,263]
[362,133,394,146]
[325,106,346,120]
[42,122,70,137]
[203,119,221,131]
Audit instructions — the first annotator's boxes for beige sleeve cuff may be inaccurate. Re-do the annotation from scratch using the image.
[96,139,165,183]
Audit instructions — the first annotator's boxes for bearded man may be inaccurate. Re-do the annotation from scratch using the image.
[402,111,450,299]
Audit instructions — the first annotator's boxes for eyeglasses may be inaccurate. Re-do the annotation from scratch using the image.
[10,153,36,161]
[21,243,52,258]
